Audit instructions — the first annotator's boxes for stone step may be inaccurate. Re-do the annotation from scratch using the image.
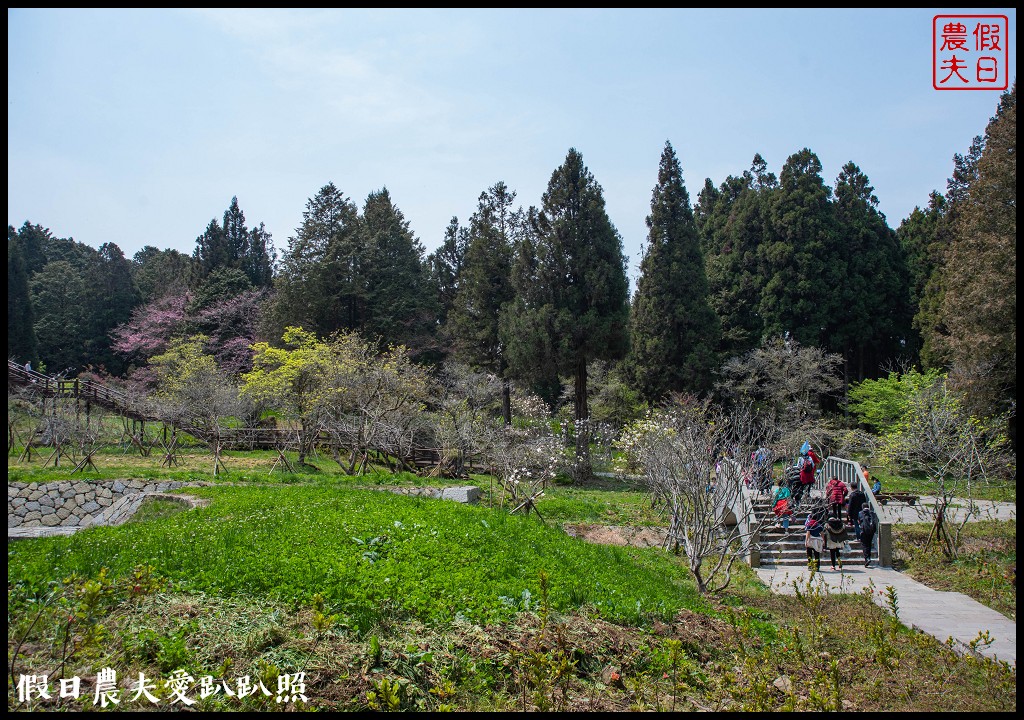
[758,538,873,567]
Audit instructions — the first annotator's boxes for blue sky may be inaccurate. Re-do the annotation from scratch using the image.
[8,8,1017,285]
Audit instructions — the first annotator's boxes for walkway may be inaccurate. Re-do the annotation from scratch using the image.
[756,553,1016,668]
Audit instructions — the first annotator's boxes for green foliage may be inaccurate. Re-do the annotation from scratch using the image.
[628,141,720,402]
[8,232,38,364]
[128,498,189,524]
[848,368,943,433]
[880,378,1013,559]
[697,157,772,360]
[360,187,437,357]
[427,216,469,328]
[270,182,364,338]
[366,675,406,710]
[192,196,275,290]
[30,259,92,373]
[831,161,911,380]
[150,335,221,401]
[243,326,332,418]
[760,148,839,349]
[935,83,1016,419]
[501,148,630,477]
[131,245,193,303]
[896,191,947,365]
[7,483,704,628]
[7,487,1017,712]
[446,182,518,418]
[188,266,253,315]
[586,360,647,429]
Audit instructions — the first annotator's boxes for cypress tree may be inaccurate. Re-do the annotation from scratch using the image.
[361,188,437,355]
[760,148,840,349]
[628,141,719,402]
[502,148,630,481]
[7,235,38,364]
[937,83,1016,419]
[917,137,983,371]
[697,155,773,360]
[448,182,519,422]
[193,218,228,282]
[272,183,361,338]
[427,216,469,328]
[896,192,946,365]
[87,242,141,374]
[831,162,909,380]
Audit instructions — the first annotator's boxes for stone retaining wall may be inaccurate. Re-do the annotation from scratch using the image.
[378,485,481,504]
[8,479,189,529]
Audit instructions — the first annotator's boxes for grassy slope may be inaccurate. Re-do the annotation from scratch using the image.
[7,454,1017,712]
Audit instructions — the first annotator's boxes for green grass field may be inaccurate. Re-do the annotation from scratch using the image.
[7,447,1017,712]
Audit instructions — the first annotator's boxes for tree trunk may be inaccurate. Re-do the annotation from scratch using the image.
[501,379,512,426]
[573,355,591,484]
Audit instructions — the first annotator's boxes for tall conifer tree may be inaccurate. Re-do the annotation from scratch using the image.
[831,162,908,380]
[502,149,629,481]
[936,83,1016,419]
[87,242,141,374]
[448,182,519,422]
[917,137,983,370]
[697,155,773,360]
[628,141,719,402]
[272,183,361,337]
[427,217,469,328]
[361,188,436,356]
[760,148,839,348]
[7,235,37,364]
[896,192,946,365]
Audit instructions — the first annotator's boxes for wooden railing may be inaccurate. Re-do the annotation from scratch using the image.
[8,361,475,477]
[8,361,150,420]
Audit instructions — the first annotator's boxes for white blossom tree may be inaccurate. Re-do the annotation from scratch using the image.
[616,394,770,594]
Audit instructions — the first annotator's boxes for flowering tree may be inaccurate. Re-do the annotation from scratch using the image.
[243,327,432,473]
[242,327,335,467]
[112,289,268,382]
[716,334,842,455]
[110,293,190,374]
[427,362,502,477]
[880,378,1013,559]
[616,394,769,594]
[484,421,565,518]
[334,339,432,475]
[192,288,269,376]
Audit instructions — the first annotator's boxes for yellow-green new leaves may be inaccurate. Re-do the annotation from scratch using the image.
[241,327,430,469]
[243,326,336,419]
[149,335,218,401]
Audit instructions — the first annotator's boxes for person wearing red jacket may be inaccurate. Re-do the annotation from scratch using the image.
[808,447,822,476]
[825,476,849,520]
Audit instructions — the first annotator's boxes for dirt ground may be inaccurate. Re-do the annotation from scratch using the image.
[562,523,668,548]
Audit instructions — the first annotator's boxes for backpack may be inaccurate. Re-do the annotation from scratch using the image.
[859,507,877,537]
[800,458,816,484]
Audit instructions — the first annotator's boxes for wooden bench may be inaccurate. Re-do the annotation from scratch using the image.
[875,492,919,506]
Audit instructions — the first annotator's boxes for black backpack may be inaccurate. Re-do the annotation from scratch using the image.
[859,507,877,536]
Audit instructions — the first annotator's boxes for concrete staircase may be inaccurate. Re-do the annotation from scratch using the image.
[752,491,871,569]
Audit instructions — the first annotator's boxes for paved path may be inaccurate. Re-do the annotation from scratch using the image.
[756,563,1015,667]
[879,496,1016,524]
